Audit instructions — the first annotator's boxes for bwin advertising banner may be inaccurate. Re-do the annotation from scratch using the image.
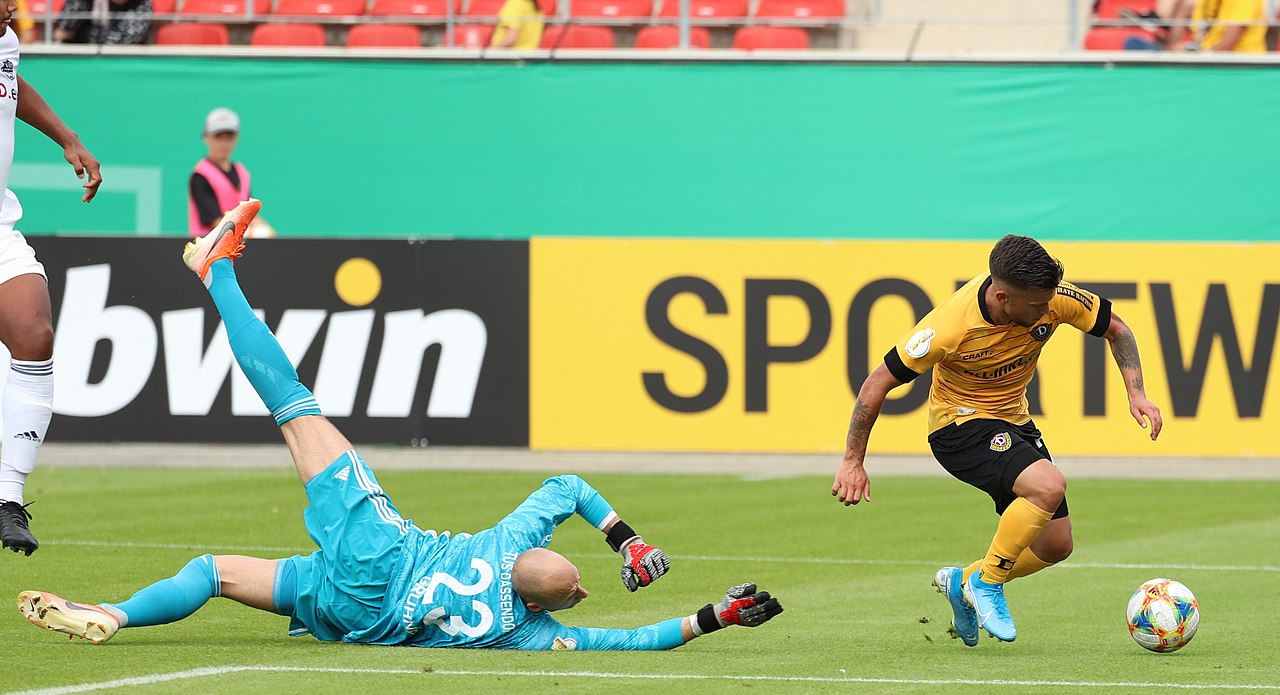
[19,238,529,446]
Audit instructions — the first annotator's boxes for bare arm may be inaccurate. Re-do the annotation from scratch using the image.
[831,363,904,506]
[1102,310,1162,441]
[1206,24,1245,51]
[16,76,102,202]
[489,23,520,48]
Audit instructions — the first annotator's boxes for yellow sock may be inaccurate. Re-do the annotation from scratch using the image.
[963,546,1055,584]
[979,498,1054,584]
[1006,547,1054,581]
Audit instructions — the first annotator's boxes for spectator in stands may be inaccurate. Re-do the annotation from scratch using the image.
[1120,0,1265,51]
[189,108,274,238]
[53,0,151,44]
[1190,0,1266,51]
[488,0,544,49]
[14,0,38,43]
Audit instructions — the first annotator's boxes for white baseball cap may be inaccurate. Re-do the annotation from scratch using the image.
[204,107,240,135]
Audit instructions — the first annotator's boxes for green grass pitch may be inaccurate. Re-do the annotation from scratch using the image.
[2,464,1278,694]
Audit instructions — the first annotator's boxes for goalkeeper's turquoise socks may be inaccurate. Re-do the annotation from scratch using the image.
[206,259,321,425]
[99,555,220,628]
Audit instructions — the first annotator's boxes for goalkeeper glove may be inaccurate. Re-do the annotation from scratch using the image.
[606,519,671,592]
[690,583,783,636]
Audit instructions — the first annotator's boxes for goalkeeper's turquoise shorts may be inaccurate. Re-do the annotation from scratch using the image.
[284,450,413,641]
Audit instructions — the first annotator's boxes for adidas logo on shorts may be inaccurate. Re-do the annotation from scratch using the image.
[334,466,351,482]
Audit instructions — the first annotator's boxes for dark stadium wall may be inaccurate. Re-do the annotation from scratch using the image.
[12,56,1280,241]
[31,238,529,446]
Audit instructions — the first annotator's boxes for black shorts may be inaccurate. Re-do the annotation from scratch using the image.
[928,418,1069,519]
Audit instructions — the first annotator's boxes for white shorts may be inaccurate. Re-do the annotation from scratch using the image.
[0,227,45,286]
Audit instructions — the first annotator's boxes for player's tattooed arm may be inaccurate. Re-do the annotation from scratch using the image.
[832,363,903,506]
[1103,311,1163,441]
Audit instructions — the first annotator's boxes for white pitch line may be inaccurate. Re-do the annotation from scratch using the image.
[43,540,1280,573]
[7,666,1280,695]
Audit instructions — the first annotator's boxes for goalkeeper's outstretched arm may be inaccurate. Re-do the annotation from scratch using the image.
[561,583,784,651]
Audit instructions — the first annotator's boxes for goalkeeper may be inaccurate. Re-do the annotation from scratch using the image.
[17,200,782,650]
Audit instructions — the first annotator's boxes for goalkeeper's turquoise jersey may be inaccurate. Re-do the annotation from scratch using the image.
[290,475,685,650]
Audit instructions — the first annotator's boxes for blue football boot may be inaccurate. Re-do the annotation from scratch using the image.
[964,569,1016,642]
[933,567,979,647]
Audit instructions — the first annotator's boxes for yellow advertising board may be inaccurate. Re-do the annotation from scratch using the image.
[530,239,1280,457]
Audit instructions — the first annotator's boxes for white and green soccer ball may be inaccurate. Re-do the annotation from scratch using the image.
[1126,578,1199,653]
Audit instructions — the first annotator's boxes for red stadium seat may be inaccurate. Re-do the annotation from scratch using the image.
[753,0,841,20]
[1093,0,1157,19]
[540,24,614,48]
[463,0,503,15]
[657,0,744,18]
[25,0,66,17]
[181,0,269,16]
[571,0,651,19]
[370,0,458,17]
[250,22,327,44]
[152,0,177,13]
[633,24,710,47]
[731,25,807,49]
[451,22,494,45]
[275,0,365,15]
[154,22,231,43]
[346,22,421,45]
[1083,26,1154,49]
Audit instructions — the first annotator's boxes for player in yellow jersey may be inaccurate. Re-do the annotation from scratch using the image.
[831,235,1162,646]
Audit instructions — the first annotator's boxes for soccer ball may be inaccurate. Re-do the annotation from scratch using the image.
[1126,578,1199,653]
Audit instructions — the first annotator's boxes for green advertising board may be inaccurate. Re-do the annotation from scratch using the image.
[13,56,1280,239]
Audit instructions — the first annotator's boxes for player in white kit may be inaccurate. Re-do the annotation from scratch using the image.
[0,0,103,556]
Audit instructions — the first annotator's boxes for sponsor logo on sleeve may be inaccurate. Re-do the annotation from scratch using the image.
[905,328,936,359]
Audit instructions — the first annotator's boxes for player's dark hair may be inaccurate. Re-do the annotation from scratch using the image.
[988,235,1063,291]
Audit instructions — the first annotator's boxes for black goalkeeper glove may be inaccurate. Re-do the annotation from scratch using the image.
[691,583,783,636]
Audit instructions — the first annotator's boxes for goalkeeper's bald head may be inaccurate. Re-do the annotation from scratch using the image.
[513,548,589,613]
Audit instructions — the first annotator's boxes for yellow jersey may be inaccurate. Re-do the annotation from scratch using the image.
[886,275,1110,435]
[491,0,544,50]
[1193,0,1267,53]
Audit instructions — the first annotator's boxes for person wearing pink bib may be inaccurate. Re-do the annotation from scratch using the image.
[188,108,273,238]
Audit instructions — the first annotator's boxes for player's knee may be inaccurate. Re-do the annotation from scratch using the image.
[1040,536,1073,563]
[5,322,53,360]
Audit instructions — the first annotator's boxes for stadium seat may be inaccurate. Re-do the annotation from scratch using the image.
[753,0,842,20]
[152,0,176,13]
[731,25,807,49]
[463,0,503,15]
[450,22,494,46]
[346,22,421,45]
[540,24,614,48]
[275,0,365,15]
[633,24,710,47]
[656,0,745,18]
[1092,0,1157,20]
[571,0,651,20]
[1082,26,1154,49]
[25,0,66,17]
[154,22,231,43]
[250,22,328,45]
[181,0,269,16]
[370,0,458,17]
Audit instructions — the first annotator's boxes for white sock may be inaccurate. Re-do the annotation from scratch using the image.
[0,359,53,505]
